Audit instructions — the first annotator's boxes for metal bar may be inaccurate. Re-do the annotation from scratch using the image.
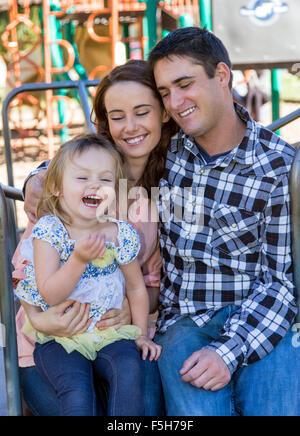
[2,79,100,188]
[145,0,158,58]
[271,69,281,135]
[0,185,23,202]
[77,81,96,132]
[290,149,300,324]
[0,185,22,255]
[0,186,22,416]
[267,107,300,133]
[199,0,212,30]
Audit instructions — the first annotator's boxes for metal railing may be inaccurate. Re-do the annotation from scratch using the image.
[267,110,300,324]
[0,184,23,416]
[1,79,97,416]
[2,79,99,188]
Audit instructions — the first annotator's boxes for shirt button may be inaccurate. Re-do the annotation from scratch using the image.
[192,201,197,207]
[186,263,192,268]
[232,223,237,228]
[199,169,205,174]
[184,298,189,303]
[186,235,190,239]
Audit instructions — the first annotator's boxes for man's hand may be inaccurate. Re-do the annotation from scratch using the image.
[24,170,46,223]
[180,348,231,392]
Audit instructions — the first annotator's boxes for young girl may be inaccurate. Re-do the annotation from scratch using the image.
[14,132,161,416]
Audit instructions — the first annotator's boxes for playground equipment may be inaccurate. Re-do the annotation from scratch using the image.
[1,0,202,159]
[211,0,300,125]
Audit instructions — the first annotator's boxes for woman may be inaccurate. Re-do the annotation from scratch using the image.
[13,60,177,416]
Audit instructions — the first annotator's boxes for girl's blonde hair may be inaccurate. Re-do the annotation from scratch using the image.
[36,133,124,225]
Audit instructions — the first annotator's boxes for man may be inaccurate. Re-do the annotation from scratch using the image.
[148,27,299,416]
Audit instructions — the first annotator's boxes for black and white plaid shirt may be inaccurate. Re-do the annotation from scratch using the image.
[157,103,297,374]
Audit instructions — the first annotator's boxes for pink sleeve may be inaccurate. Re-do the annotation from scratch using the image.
[12,222,34,286]
[141,246,161,288]
[15,307,35,367]
[128,195,161,289]
[12,223,36,366]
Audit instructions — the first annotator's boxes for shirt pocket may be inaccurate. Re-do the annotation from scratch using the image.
[210,204,261,257]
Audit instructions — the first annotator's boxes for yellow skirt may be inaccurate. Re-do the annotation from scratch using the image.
[22,318,141,361]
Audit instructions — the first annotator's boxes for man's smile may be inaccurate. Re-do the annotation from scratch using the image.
[178,106,196,118]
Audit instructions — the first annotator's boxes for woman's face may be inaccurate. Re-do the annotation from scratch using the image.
[104,81,169,163]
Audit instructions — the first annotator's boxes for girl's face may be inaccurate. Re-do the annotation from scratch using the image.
[104,81,169,163]
[58,147,117,225]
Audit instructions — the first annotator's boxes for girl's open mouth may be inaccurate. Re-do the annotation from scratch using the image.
[82,195,102,208]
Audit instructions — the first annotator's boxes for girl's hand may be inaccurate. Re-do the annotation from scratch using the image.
[74,233,106,264]
[135,335,162,361]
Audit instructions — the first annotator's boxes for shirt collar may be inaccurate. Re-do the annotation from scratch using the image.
[170,103,258,166]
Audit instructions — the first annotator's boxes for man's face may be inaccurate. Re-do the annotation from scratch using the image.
[153,55,226,142]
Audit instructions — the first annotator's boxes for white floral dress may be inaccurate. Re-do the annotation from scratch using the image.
[14,215,142,360]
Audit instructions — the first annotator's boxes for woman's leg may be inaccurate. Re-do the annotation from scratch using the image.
[93,340,145,416]
[34,340,99,416]
[19,366,60,416]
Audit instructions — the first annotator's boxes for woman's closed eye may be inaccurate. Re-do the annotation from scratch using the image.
[136,111,149,117]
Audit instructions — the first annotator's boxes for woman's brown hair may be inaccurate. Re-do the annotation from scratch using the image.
[92,59,178,195]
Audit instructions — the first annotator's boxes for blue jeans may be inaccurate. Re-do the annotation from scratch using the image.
[34,339,145,416]
[20,356,164,416]
[154,307,300,416]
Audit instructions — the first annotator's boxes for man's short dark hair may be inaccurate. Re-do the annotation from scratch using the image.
[148,27,233,89]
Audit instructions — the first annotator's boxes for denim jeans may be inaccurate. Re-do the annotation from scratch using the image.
[33,339,145,416]
[20,355,164,416]
[154,307,300,416]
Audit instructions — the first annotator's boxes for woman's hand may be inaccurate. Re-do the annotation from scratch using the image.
[135,336,162,361]
[24,300,92,337]
[96,297,132,331]
[24,170,46,223]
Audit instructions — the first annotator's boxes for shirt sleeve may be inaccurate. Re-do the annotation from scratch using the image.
[31,215,63,253]
[114,222,141,265]
[206,173,297,374]
[141,245,162,288]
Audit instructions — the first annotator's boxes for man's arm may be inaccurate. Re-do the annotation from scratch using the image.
[206,173,297,374]
[22,160,50,198]
[23,160,50,223]
[180,173,297,391]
